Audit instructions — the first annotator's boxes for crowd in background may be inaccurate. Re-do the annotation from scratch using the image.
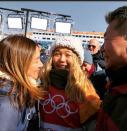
[0,5,127,131]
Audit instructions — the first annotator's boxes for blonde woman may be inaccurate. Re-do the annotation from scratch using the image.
[40,36,101,131]
[0,35,44,131]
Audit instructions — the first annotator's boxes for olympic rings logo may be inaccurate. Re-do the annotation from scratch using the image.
[40,94,78,118]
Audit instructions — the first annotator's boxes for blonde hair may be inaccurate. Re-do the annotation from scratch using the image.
[42,50,96,102]
[0,35,44,108]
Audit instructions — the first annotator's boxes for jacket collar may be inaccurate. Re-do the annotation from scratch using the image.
[106,66,127,87]
[0,70,41,86]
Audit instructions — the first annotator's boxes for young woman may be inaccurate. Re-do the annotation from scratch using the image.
[81,48,95,77]
[82,48,107,100]
[0,35,44,131]
[40,36,101,131]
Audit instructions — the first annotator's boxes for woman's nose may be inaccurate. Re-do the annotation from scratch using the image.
[60,54,66,61]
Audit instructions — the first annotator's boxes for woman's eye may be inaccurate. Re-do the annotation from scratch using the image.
[53,52,60,56]
[66,54,72,57]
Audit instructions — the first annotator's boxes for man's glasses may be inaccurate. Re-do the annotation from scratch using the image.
[88,45,96,49]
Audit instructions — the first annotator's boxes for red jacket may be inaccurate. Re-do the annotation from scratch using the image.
[40,86,100,131]
[96,84,127,131]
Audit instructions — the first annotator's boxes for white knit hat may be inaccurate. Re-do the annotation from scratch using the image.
[50,36,84,65]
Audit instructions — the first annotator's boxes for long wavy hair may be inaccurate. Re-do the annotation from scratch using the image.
[0,35,44,108]
[42,49,97,102]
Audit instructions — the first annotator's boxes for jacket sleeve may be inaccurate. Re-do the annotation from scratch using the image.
[98,59,105,69]
[110,95,127,131]
[79,84,101,123]
[0,96,19,131]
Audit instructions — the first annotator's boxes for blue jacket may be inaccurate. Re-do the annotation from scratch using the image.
[0,80,35,131]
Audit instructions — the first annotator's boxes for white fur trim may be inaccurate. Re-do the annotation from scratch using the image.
[28,77,41,87]
[0,70,11,80]
[0,70,41,87]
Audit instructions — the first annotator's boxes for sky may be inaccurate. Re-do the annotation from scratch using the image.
[0,1,126,32]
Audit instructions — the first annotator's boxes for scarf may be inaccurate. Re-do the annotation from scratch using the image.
[49,69,69,90]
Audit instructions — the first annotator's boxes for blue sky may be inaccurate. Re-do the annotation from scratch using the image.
[0,1,126,32]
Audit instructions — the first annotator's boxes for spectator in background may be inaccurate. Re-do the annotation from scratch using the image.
[0,35,44,131]
[40,36,101,131]
[96,6,127,131]
[40,48,49,64]
[82,48,107,100]
[88,38,107,100]
[88,38,105,71]
[82,48,95,77]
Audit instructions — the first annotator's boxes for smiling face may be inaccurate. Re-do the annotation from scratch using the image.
[102,20,127,70]
[27,46,43,80]
[52,47,74,70]
[88,39,100,55]
[82,62,92,72]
